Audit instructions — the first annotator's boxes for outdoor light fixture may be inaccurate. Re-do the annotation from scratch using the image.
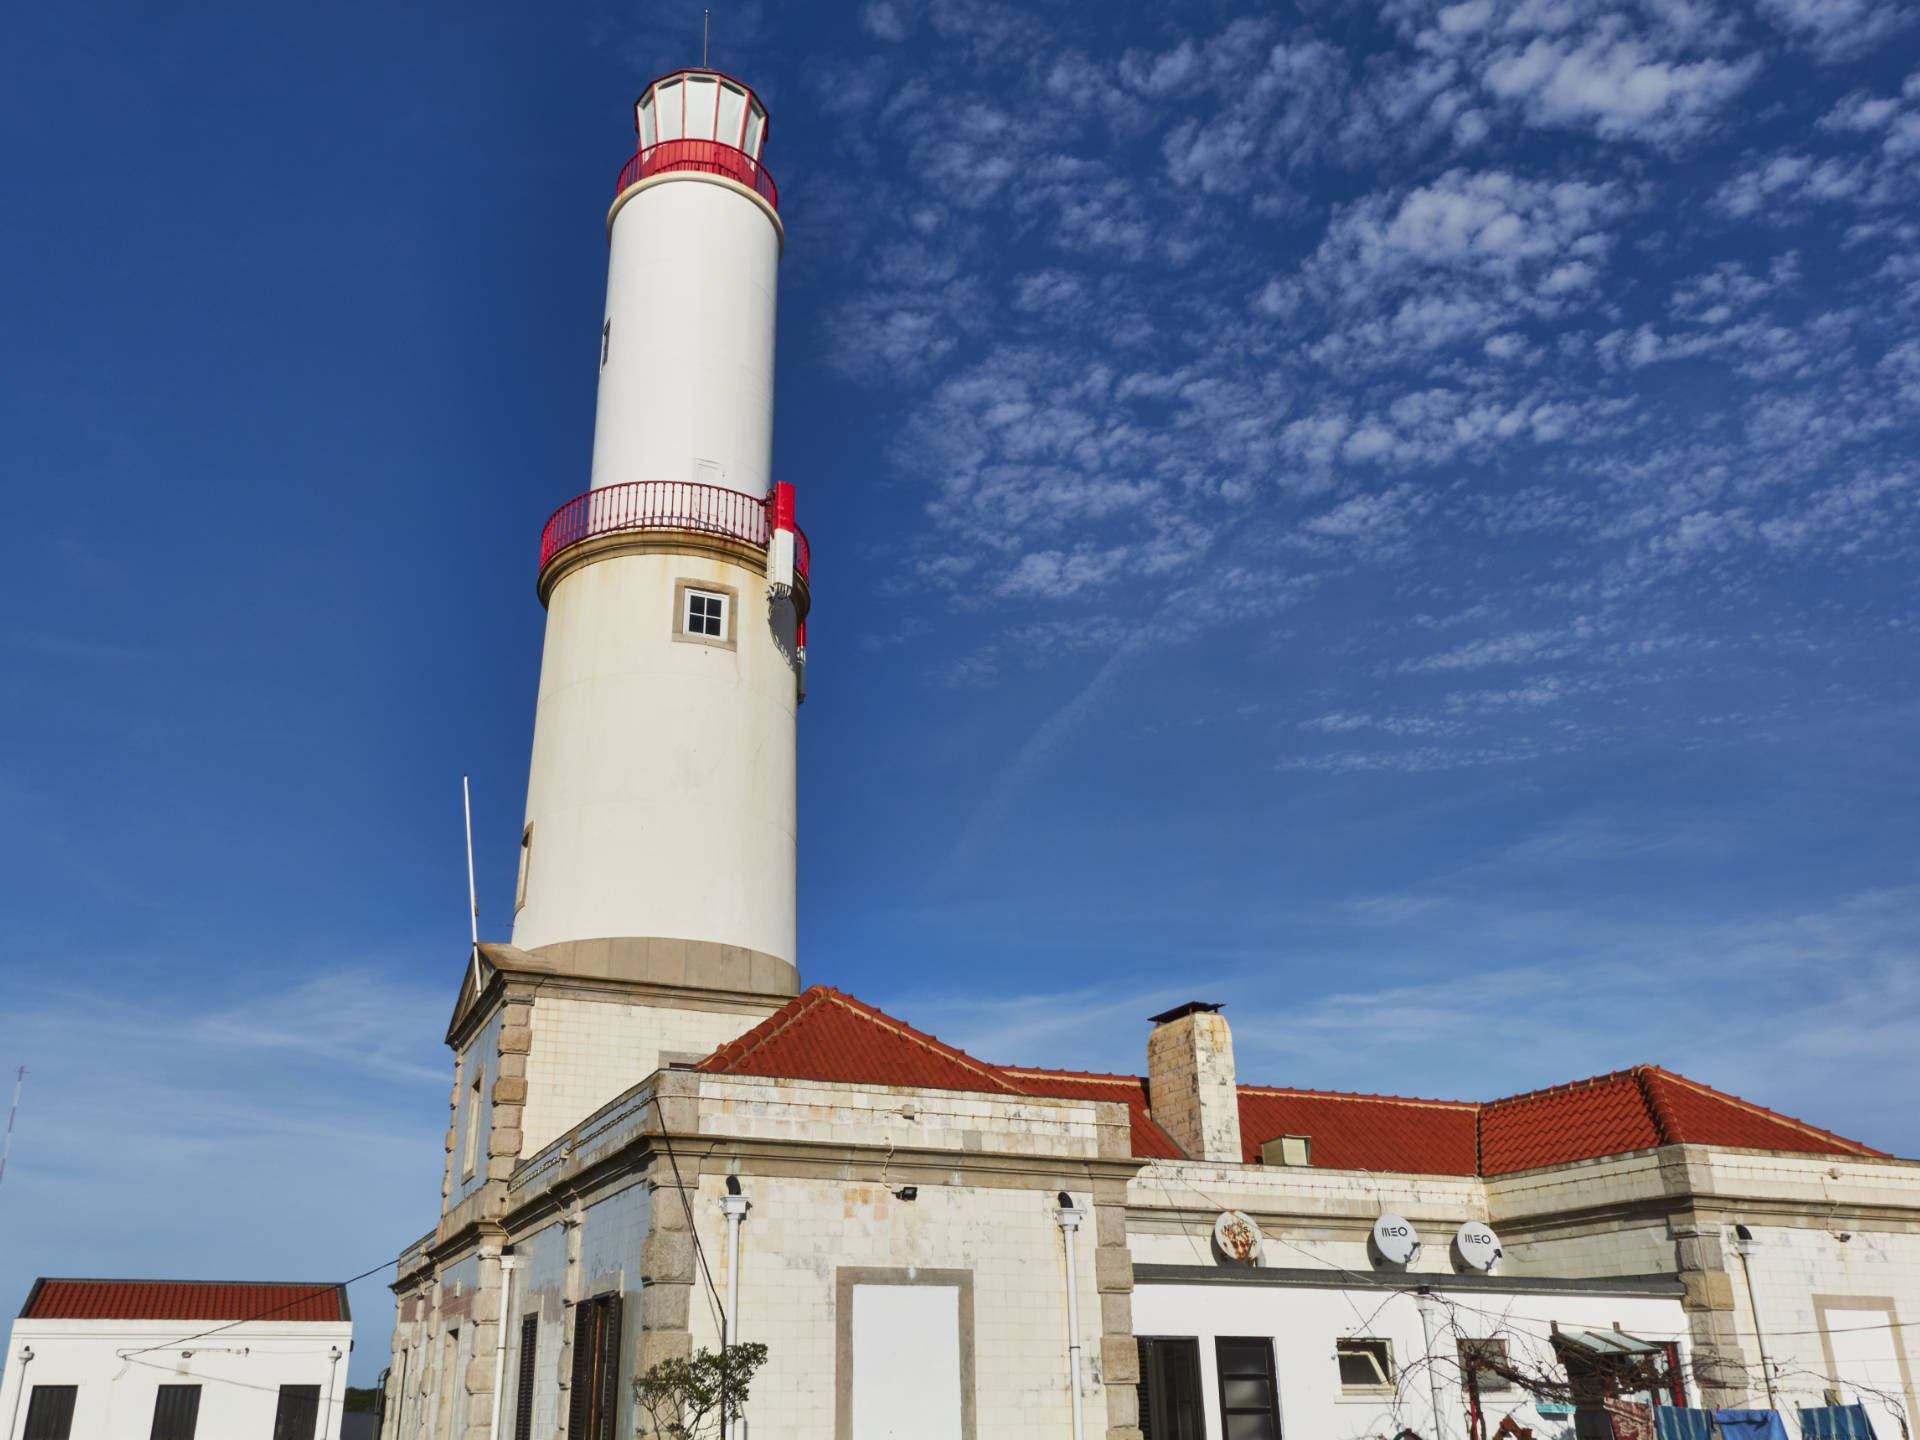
[726,1175,742,1196]
[897,1186,918,1201]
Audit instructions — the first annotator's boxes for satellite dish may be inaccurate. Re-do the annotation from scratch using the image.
[1372,1213,1422,1266]
[1454,1220,1503,1271]
[1213,1210,1264,1264]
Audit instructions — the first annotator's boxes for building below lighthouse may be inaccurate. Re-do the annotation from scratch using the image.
[384,73,1920,1440]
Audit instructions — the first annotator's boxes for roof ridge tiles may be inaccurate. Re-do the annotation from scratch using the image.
[695,985,1024,1094]
[1234,1082,1477,1108]
[1000,1066,1148,1085]
[1641,1065,1889,1157]
[1481,1065,1649,1110]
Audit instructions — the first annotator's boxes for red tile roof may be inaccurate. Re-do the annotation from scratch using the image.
[694,989,1886,1175]
[696,987,1024,1094]
[1237,1087,1480,1174]
[22,1279,349,1323]
[1477,1066,1887,1175]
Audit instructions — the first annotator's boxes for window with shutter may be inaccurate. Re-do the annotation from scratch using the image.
[514,1313,539,1440]
[22,1386,78,1440]
[596,1295,624,1440]
[567,1294,624,1439]
[1215,1337,1282,1440]
[272,1384,321,1440]
[1136,1337,1204,1440]
[149,1384,202,1440]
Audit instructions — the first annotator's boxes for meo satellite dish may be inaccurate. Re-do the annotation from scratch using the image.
[1372,1213,1422,1266]
[1214,1210,1264,1264]
[1455,1221,1503,1271]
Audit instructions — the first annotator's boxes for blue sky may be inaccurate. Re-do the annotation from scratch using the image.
[5,0,1920,1384]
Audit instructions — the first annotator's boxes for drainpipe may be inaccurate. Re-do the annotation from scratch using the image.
[1056,1194,1087,1440]
[722,1179,750,1440]
[324,1346,343,1440]
[1415,1288,1450,1440]
[1732,1226,1778,1410]
[5,1346,32,1440]
[487,1250,519,1440]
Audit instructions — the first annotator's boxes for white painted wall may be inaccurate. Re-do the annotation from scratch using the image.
[0,1317,352,1440]
[1132,1280,1691,1440]
[511,546,798,961]
[591,177,779,501]
[851,1285,963,1440]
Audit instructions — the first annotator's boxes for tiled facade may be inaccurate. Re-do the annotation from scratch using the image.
[519,994,766,1155]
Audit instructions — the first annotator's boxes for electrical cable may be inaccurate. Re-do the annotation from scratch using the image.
[120,1264,388,1359]
[650,1094,729,1342]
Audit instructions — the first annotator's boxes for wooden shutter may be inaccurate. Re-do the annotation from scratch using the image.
[149,1385,202,1440]
[272,1385,321,1440]
[22,1387,78,1440]
[1137,1338,1203,1440]
[596,1296,624,1440]
[567,1302,597,1438]
[514,1313,540,1440]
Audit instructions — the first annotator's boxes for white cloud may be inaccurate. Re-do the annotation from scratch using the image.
[1756,0,1915,63]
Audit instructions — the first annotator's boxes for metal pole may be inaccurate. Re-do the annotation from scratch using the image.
[463,778,481,994]
[0,1067,25,1189]
[1057,1203,1087,1440]
[1416,1288,1449,1440]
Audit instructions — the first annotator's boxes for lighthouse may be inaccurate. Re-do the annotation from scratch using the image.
[439,70,808,1172]
[513,69,804,982]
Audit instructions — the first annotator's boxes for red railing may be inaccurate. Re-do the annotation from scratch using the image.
[539,480,809,583]
[614,139,778,211]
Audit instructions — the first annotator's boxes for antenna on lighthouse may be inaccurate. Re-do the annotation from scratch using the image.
[703,9,710,66]
[0,1066,25,1191]
[463,776,482,994]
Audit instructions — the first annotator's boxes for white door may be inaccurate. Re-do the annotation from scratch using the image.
[1826,1306,1909,1440]
[850,1284,963,1440]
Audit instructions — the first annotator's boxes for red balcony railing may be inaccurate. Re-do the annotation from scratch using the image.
[614,139,778,211]
[539,480,809,583]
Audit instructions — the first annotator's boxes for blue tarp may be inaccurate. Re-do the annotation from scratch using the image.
[1651,1406,1714,1440]
[1799,1405,1878,1439]
[1715,1410,1792,1440]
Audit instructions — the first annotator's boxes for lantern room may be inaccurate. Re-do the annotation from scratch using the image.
[636,69,769,160]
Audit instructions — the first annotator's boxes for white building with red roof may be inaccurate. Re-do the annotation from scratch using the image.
[381,66,1920,1440]
[2,1278,353,1440]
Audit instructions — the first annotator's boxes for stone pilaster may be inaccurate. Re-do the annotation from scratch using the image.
[1093,1177,1142,1440]
[1670,1215,1753,1407]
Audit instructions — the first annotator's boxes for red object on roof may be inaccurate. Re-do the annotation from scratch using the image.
[21,1279,349,1323]
[1237,1087,1480,1174]
[694,988,1886,1174]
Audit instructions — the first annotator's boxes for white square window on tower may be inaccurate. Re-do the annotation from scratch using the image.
[685,588,726,638]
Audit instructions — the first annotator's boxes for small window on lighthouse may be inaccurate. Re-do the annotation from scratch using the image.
[600,320,610,369]
[686,589,727,637]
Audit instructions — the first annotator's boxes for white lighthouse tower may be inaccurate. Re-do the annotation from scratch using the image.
[438,71,808,1181]
[512,67,804,982]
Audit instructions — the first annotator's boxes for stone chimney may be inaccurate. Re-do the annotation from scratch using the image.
[1146,1002,1243,1163]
